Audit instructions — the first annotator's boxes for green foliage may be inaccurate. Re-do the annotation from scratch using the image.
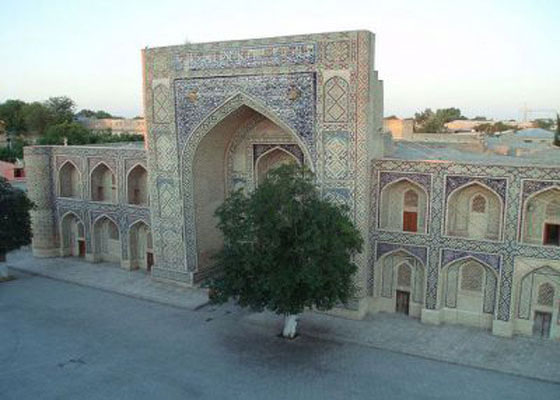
[209,165,363,316]
[474,121,516,134]
[22,102,52,135]
[0,177,34,257]
[37,122,143,145]
[45,96,75,125]
[534,118,554,130]
[414,107,466,133]
[472,116,488,121]
[0,137,29,162]
[0,100,26,133]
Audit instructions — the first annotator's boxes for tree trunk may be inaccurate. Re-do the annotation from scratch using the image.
[282,314,299,339]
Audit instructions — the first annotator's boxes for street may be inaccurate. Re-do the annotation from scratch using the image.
[1,271,559,400]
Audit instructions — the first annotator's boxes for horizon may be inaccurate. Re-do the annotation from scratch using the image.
[1,0,559,120]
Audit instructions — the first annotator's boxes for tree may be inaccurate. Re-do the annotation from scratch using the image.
[94,110,113,119]
[209,165,363,338]
[414,107,467,133]
[76,109,96,118]
[45,96,75,124]
[38,121,92,145]
[474,121,516,134]
[0,100,27,133]
[534,118,554,130]
[0,137,29,162]
[0,177,34,267]
[22,102,52,135]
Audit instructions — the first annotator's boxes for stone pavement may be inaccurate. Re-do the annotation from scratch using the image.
[245,310,560,384]
[5,248,560,384]
[5,248,209,311]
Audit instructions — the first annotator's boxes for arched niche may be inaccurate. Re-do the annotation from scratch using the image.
[129,221,153,271]
[127,164,148,206]
[92,216,120,263]
[60,212,85,257]
[522,187,560,246]
[441,257,498,328]
[254,146,300,186]
[91,163,116,203]
[446,183,502,240]
[377,250,425,317]
[182,96,312,275]
[379,179,428,233]
[59,161,81,198]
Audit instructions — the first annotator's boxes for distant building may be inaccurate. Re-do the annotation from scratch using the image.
[0,159,26,191]
[383,116,413,140]
[78,118,146,136]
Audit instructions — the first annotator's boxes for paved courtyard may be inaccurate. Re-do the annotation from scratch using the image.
[1,270,559,399]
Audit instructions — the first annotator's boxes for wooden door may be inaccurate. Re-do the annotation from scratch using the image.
[78,240,86,258]
[533,311,552,338]
[396,290,410,315]
[402,212,418,233]
[146,252,154,272]
[544,224,560,246]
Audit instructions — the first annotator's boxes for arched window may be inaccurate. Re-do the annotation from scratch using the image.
[546,200,560,218]
[91,163,116,202]
[537,283,555,307]
[471,194,486,213]
[127,165,148,206]
[460,262,484,291]
[404,190,419,208]
[397,263,412,287]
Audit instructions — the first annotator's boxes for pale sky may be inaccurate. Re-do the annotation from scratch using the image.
[1,0,559,120]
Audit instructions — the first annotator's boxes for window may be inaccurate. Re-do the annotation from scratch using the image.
[397,263,412,287]
[404,190,419,208]
[471,195,486,213]
[460,262,484,291]
[13,168,24,178]
[537,283,555,307]
[544,224,560,246]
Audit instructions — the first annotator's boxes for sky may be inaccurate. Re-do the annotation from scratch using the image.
[1,0,559,120]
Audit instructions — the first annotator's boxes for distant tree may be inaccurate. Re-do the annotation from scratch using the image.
[94,110,113,119]
[0,137,29,162]
[436,107,466,123]
[45,96,75,124]
[474,121,516,134]
[209,165,363,338]
[0,177,34,265]
[22,102,52,135]
[472,116,488,121]
[414,108,434,126]
[38,121,91,145]
[76,109,96,118]
[0,100,27,133]
[554,114,560,147]
[534,118,554,130]
[132,116,144,120]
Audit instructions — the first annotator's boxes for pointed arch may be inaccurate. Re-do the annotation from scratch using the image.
[58,160,81,198]
[254,146,301,186]
[522,186,560,245]
[126,163,148,206]
[59,211,85,257]
[128,219,152,271]
[379,178,429,234]
[446,181,503,240]
[92,214,120,263]
[180,92,314,272]
[90,162,117,203]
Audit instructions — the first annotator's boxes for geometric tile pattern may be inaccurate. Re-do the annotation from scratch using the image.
[324,77,349,122]
[371,158,560,321]
[323,131,350,179]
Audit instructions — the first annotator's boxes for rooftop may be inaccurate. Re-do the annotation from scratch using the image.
[387,141,560,166]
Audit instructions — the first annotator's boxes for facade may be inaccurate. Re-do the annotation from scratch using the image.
[79,118,146,136]
[24,31,560,339]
